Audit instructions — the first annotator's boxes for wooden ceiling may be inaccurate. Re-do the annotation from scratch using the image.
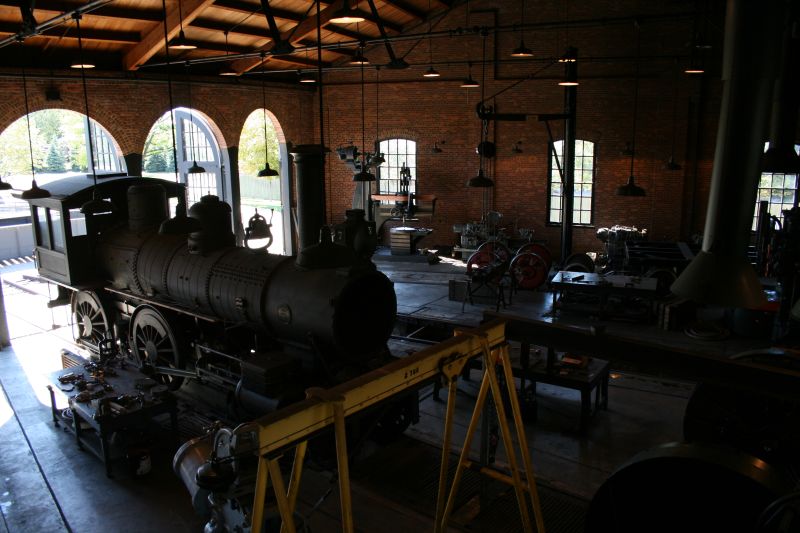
[0,0,445,75]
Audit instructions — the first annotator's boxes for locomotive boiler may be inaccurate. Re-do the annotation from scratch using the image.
[24,147,400,419]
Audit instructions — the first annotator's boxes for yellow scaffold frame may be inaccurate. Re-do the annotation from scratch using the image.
[248,318,545,533]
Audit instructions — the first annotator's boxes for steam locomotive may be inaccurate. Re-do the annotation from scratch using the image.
[24,166,401,420]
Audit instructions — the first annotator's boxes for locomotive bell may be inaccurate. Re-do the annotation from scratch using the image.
[188,195,235,254]
[244,209,273,250]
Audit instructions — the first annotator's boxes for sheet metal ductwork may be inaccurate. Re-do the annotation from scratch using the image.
[671,0,786,308]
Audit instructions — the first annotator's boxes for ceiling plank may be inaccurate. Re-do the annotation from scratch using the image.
[351,9,402,33]
[190,17,268,38]
[379,0,425,20]
[122,0,216,71]
[298,39,357,56]
[211,0,303,22]
[269,54,331,68]
[1,0,164,21]
[325,23,367,41]
[0,21,139,43]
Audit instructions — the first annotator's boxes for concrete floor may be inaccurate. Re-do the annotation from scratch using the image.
[0,255,693,532]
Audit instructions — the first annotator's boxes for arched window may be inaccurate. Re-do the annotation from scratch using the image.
[0,109,125,223]
[377,138,416,196]
[752,143,799,230]
[238,109,287,254]
[143,109,224,204]
[548,139,595,225]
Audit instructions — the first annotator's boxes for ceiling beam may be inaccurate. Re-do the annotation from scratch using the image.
[211,0,303,22]
[122,0,216,70]
[1,0,164,21]
[228,0,350,74]
[268,54,331,68]
[190,17,268,38]
[0,22,139,43]
[298,39,357,56]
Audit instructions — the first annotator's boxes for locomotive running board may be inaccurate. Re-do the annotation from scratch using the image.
[103,287,220,323]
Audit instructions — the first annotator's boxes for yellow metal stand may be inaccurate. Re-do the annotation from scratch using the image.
[247,320,515,532]
[435,337,545,533]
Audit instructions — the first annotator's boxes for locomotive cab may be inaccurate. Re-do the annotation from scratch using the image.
[24,175,185,287]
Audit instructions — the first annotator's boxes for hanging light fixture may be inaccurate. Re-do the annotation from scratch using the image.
[184,63,206,175]
[617,24,645,197]
[349,36,369,65]
[468,33,493,188]
[330,0,365,24]
[257,54,279,178]
[665,57,683,171]
[68,14,114,215]
[169,0,196,50]
[432,141,443,153]
[353,48,375,182]
[371,66,385,166]
[460,61,480,88]
[423,0,440,78]
[510,0,533,58]
[16,61,48,198]
[219,32,238,76]
[159,0,201,235]
[298,71,316,83]
[558,47,579,86]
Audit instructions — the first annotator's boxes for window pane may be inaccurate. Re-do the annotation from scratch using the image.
[35,206,50,248]
[69,209,87,237]
[548,140,595,225]
[50,209,64,252]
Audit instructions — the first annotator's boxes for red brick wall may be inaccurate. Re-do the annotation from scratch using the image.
[0,0,727,260]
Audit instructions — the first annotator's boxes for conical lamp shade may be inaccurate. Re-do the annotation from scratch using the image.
[467,169,494,187]
[0,179,11,191]
[188,161,206,174]
[258,163,279,177]
[511,40,534,57]
[80,197,115,215]
[169,29,196,50]
[371,153,385,165]
[460,76,480,88]
[19,180,50,199]
[616,175,645,196]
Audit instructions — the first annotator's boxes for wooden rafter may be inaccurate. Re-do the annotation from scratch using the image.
[326,23,367,41]
[190,17,268,38]
[1,0,164,21]
[122,0,216,70]
[0,21,139,43]
[351,9,402,33]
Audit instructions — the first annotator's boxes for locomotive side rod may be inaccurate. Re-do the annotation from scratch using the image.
[247,318,542,532]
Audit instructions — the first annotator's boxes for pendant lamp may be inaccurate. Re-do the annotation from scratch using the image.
[461,61,480,88]
[17,61,49,199]
[510,0,533,57]
[185,64,206,175]
[158,0,201,235]
[353,50,374,182]
[468,33,493,187]
[70,14,114,215]
[219,32,238,76]
[423,0,440,78]
[617,25,645,197]
[330,0,365,24]
[257,54,279,178]
[169,0,196,50]
[371,67,385,166]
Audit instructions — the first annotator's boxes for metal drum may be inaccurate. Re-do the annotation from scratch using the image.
[563,252,595,273]
[586,442,793,533]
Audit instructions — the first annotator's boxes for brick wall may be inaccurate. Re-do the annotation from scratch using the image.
[0,0,728,260]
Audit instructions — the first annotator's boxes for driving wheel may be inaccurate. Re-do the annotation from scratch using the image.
[130,307,185,390]
[509,252,549,290]
[71,290,110,349]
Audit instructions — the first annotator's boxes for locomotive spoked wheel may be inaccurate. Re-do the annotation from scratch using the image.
[130,307,185,390]
[509,252,549,290]
[71,291,110,348]
[466,250,501,275]
[517,242,553,270]
[477,241,512,263]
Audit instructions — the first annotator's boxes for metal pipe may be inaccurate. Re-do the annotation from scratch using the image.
[0,0,115,50]
[561,53,578,261]
[671,0,784,308]
[290,144,327,251]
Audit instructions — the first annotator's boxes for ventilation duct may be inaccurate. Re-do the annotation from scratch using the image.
[671,0,785,309]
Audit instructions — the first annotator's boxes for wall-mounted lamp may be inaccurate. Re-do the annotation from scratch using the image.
[512,141,523,154]
[432,141,444,153]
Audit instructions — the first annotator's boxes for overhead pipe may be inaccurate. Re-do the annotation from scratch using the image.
[0,0,115,50]
[671,0,784,309]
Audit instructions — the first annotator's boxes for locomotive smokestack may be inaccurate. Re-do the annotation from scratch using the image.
[290,144,329,252]
[671,0,784,308]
